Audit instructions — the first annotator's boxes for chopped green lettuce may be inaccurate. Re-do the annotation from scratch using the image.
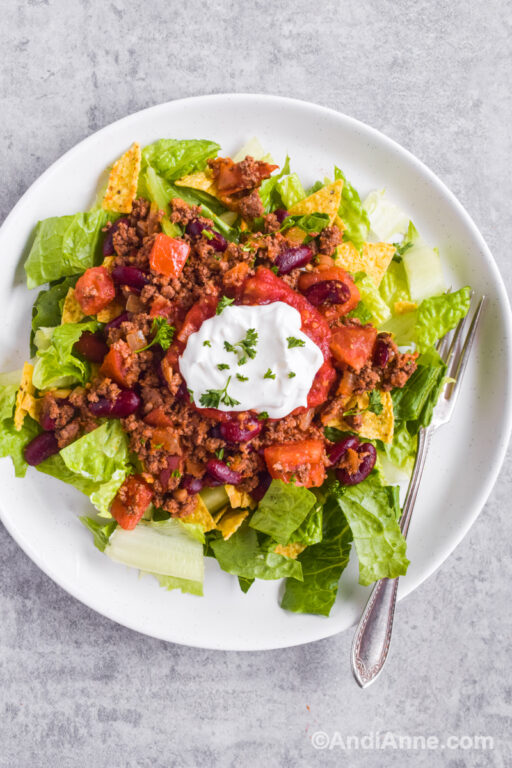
[238,576,254,593]
[32,320,99,390]
[24,210,108,289]
[336,474,409,586]
[141,139,220,181]
[391,347,447,434]
[281,494,353,616]
[415,287,471,351]
[380,421,417,473]
[249,479,316,545]
[334,166,370,250]
[210,522,303,581]
[354,273,391,326]
[363,189,409,241]
[38,421,130,514]
[288,500,323,546]
[30,276,78,355]
[379,259,410,309]
[401,223,446,302]
[276,173,305,208]
[0,374,40,477]
[80,516,117,552]
[258,156,290,212]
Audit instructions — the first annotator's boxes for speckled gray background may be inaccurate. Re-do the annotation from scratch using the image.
[1,1,511,766]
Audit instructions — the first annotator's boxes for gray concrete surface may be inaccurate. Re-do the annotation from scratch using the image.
[1,1,511,766]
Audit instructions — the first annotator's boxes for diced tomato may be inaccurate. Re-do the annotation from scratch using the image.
[241,267,331,359]
[110,475,153,531]
[99,346,131,387]
[150,295,174,320]
[75,266,115,315]
[264,439,326,488]
[210,157,278,195]
[330,325,377,372]
[222,262,250,298]
[307,361,337,408]
[144,408,173,428]
[150,427,181,453]
[176,293,219,345]
[298,265,360,322]
[149,234,190,278]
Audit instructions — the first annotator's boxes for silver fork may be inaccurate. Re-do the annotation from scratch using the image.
[351,295,486,688]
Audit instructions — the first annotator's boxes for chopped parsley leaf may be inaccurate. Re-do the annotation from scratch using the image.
[136,317,175,353]
[215,447,225,460]
[287,336,305,348]
[171,469,182,478]
[257,411,269,420]
[270,265,279,274]
[217,363,230,371]
[288,371,296,378]
[263,368,276,380]
[392,240,413,262]
[203,340,212,347]
[187,388,194,403]
[216,295,235,315]
[224,328,258,366]
[368,389,383,415]
[199,376,241,409]
[236,373,248,382]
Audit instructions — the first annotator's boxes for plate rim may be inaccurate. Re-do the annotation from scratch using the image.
[1,92,511,651]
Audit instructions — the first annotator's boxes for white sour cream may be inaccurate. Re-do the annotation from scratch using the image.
[179,302,324,418]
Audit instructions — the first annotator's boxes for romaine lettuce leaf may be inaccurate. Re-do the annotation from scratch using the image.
[415,287,471,352]
[401,222,446,302]
[38,421,130,514]
[80,516,117,552]
[391,347,447,434]
[363,189,409,242]
[288,500,323,546]
[354,273,391,326]
[210,522,303,581]
[258,156,290,212]
[151,573,203,596]
[24,210,108,289]
[336,473,409,586]
[276,173,305,208]
[32,320,99,390]
[379,259,410,309]
[0,404,40,478]
[334,167,370,250]
[380,421,417,472]
[232,137,274,163]
[142,139,220,181]
[281,494,353,616]
[238,576,254,593]
[249,479,316,545]
[30,276,78,355]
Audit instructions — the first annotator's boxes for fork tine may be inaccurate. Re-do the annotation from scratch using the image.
[443,296,486,404]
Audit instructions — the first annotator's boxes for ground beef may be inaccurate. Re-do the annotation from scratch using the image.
[110,198,162,259]
[208,156,274,194]
[318,225,343,257]
[236,189,264,220]
[262,213,281,233]
[169,198,202,227]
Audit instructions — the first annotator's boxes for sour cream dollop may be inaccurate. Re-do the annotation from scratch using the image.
[179,302,324,419]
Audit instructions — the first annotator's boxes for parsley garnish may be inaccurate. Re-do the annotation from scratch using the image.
[216,295,235,315]
[263,368,276,380]
[217,363,230,371]
[236,373,248,382]
[199,376,241,408]
[171,469,182,478]
[136,317,175,353]
[224,328,258,365]
[343,390,383,417]
[288,371,296,378]
[287,336,305,348]
[270,265,279,275]
[187,388,194,403]
[215,447,225,460]
[203,340,212,347]
[392,240,413,263]
[258,411,269,420]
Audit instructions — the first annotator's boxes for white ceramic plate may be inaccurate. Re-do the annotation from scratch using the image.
[1,95,511,651]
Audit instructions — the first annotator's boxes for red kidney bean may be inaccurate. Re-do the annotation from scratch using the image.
[251,471,272,502]
[336,443,377,486]
[111,265,148,291]
[186,219,227,252]
[39,412,57,431]
[373,335,391,368]
[74,331,109,363]
[275,244,313,275]
[185,219,204,239]
[303,280,351,307]
[219,417,262,443]
[24,432,59,466]
[205,459,242,485]
[327,436,360,467]
[274,208,289,224]
[210,232,228,253]
[105,311,130,332]
[88,389,140,418]
[159,455,182,490]
[175,380,189,400]
[102,218,127,257]
[181,475,203,494]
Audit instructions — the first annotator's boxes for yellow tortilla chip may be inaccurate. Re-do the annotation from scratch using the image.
[224,484,256,510]
[334,215,346,233]
[175,170,218,197]
[283,226,306,244]
[274,542,306,560]
[326,390,394,444]
[185,495,217,532]
[360,242,396,286]
[14,363,40,431]
[334,240,362,273]
[61,287,85,324]
[102,142,141,214]
[394,300,417,315]
[102,255,115,272]
[96,300,124,323]
[216,509,248,540]
[288,179,343,224]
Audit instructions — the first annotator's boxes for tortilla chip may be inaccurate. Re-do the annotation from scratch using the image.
[102,142,141,214]
[14,363,40,431]
[96,300,124,323]
[334,215,346,234]
[216,509,249,540]
[213,506,229,524]
[61,287,85,324]
[224,484,256,510]
[175,170,218,197]
[334,240,363,274]
[50,389,72,398]
[288,179,343,224]
[283,226,306,244]
[185,495,217,532]
[325,390,394,444]
[102,255,115,272]
[335,241,395,286]
[394,300,417,314]
[274,542,306,559]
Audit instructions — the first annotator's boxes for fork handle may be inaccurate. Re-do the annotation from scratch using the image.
[351,577,399,687]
